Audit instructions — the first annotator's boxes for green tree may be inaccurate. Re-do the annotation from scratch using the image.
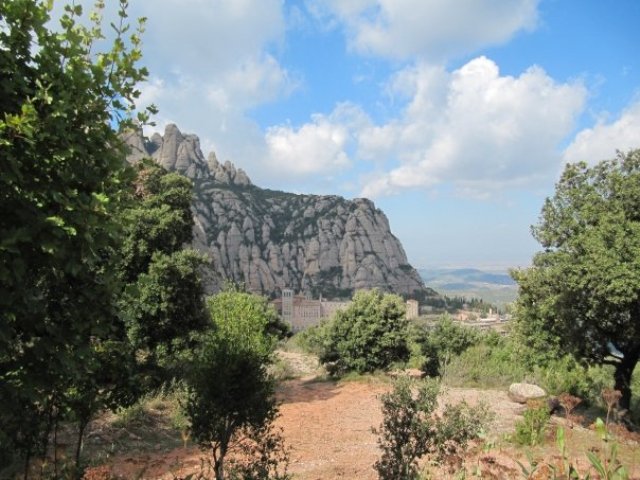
[119,160,209,385]
[186,288,286,480]
[419,316,481,377]
[513,150,640,411]
[120,160,195,283]
[320,289,409,375]
[0,0,151,470]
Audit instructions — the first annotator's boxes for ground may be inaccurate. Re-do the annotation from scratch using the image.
[80,350,640,479]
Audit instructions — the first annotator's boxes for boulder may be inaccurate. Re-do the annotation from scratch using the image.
[508,383,547,404]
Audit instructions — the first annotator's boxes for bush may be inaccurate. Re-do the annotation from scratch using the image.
[374,378,440,480]
[373,378,492,480]
[444,333,614,403]
[443,341,528,389]
[320,290,409,376]
[513,400,550,446]
[112,402,149,429]
[418,316,481,378]
[434,400,493,460]
[296,319,333,356]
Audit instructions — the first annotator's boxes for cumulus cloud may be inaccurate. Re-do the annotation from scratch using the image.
[308,0,539,60]
[355,57,587,197]
[562,102,640,165]
[121,1,299,172]
[131,0,285,76]
[265,103,368,176]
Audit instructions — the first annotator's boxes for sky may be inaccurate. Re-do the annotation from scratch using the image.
[68,0,640,270]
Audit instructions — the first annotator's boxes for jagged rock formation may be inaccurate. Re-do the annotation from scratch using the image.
[125,125,434,299]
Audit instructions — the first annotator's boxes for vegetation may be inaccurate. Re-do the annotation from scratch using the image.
[319,289,410,375]
[513,150,640,411]
[0,0,153,472]
[119,159,209,389]
[517,419,631,480]
[512,400,551,446]
[373,377,491,480]
[417,316,481,377]
[185,288,288,480]
[1,1,639,477]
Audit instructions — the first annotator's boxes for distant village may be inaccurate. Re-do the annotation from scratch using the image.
[272,289,509,333]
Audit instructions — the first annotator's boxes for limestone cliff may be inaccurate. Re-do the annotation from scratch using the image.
[125,125,434,299]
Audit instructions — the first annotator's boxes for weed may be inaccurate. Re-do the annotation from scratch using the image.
[512,399,550,446]
[558,393,582,427]
[112,402,148,429]
[516,419,631,479]
[602,389,623,426]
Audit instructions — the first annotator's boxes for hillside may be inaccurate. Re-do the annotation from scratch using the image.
[125,125,436,300]
[419,267,518,306]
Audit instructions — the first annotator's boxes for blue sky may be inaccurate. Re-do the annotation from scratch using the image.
[101,0,639,269]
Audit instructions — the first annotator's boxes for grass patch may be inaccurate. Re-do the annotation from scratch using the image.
[443,343,527,389]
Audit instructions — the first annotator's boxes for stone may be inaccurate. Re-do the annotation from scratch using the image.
[123,125,434,298]
[121,129,147,163]
[508,383,547,404]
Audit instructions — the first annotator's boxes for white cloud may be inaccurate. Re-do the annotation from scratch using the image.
[358,57,587,197]
[309,0,539,60]
[265,103,367,175]
[120,1,301,174]
[562,102,640,165]
[131,0,285,76]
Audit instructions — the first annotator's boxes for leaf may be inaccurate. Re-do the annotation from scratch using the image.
[594,417,607,441]
[46,215,66,228]
[586,451,606,478]
[556,426,565,452]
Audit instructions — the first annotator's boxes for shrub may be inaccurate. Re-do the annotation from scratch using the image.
[296,319,333,356]
[532,355,590,397]
[443,341,528,389]
[373,378,440,480]
[373,378,492,480]
[418,316,481,378]
[513,400,550,446]
[112,402,149,429]
[434,400,493,461]
[320,290,409,376]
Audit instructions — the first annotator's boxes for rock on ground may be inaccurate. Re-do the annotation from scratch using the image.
[508,382,547,404]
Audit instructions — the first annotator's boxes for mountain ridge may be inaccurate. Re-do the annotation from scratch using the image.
[125,125,436,300]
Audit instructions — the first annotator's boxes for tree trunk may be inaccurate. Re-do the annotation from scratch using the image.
[613,350,638,413]
[75,418,89,479]
[214,442,227,480]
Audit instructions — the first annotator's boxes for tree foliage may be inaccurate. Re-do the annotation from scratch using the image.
[119,160,208,384]
[513,150,640,410]
[419,316,481,377]
[186,288,286,480]
[120,160,195,282]
[0,0,152,469]
[320,289,409,375]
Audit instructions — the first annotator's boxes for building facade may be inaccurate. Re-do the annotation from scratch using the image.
[276,289,419,332]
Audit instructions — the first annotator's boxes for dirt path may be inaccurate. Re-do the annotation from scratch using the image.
[92,351,525,479]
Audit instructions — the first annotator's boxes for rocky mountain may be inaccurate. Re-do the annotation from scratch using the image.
[125,125,434,300]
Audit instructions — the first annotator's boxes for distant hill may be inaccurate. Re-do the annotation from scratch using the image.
[419,268,518,306]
